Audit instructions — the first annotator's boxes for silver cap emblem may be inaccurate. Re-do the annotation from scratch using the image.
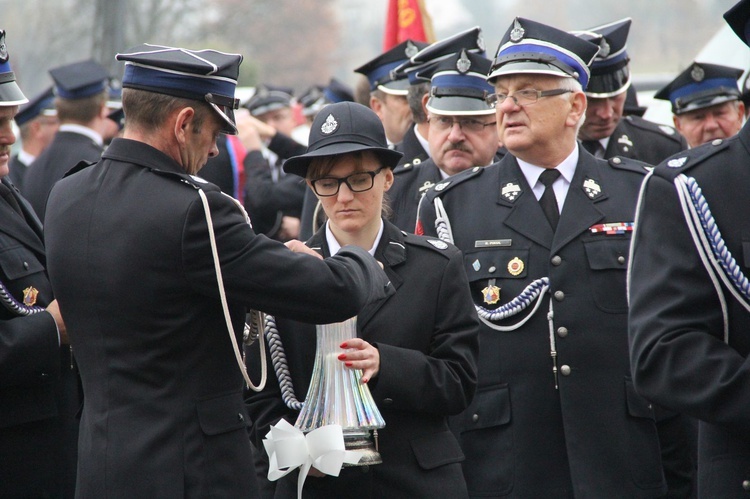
[320,114,338,134]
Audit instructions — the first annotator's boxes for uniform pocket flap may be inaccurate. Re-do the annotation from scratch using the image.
[410,430,465,470]
[583,238,631,270]
[458,383,511,431]
[463,248,529,281]
[196,392,249,436]
[625,379,655,420]
[0,245,44,280]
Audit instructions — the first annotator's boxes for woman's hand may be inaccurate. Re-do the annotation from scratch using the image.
[338,338,379,383]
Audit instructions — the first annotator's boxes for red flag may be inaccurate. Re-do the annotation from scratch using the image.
[383,0,435,51]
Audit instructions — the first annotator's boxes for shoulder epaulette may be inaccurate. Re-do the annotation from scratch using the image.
[607,156,650,175]
[422,166,484,201]
[393,157,424,175]
[624,115,684,145]
[151,169,222,193]
[652,137,731,181]
[401,231,458,258]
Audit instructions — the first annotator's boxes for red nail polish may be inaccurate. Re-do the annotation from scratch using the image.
[340,342,348,348]
[361,378,368,384]
[345,362,353,367]
[337,353,346,360]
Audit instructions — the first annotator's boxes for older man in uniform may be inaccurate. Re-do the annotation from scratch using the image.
[390,49,499,232]
[0,30,79,498]
[23,59,110,220]
[43,44,390,498]
[655,61,745,149]
[418,17,693,497]
[575,18,687,163]
[629,1,750,497]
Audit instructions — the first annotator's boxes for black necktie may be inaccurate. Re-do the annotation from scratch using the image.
[582,140,604,158]
[0,182,24,219]
[539,169,561,230]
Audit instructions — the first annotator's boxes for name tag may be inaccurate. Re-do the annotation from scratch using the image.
[475,239,512,248]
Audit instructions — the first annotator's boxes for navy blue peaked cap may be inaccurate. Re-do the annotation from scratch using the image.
[354,39,429,95]
[15,87,55,126]
[0,30,27,106]
[654,62,743,115]
[50,59,109,100]
[573,18,632,97]
[116,44,243,134]
[489,17,600,89]
[416,49,494,115]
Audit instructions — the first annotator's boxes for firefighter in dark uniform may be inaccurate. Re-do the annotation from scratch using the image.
[390,49,499,233]
[42,44,390,498]
[0,30,80,498]
[629,2,750,497]
[575,18,687,164]
[9,87,57,192]
[23,60,110,220]
[418,17,694,497]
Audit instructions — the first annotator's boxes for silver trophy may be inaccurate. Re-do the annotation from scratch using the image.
[294,317,386,465]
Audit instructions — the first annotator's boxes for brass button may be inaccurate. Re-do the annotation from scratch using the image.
[488,266,496,273]
[551,255,562,266]
[557,327,568,338]
[560,365,571,376]
[612,157,622,165]
[617,256,626,264]
[712,139,723,146]
[554,290,565,301]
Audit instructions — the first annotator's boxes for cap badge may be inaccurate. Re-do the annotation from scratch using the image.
[472,259,481,271]
[507,257,524,276]
[456,50,471,74]
[427,239,448,250]
[0,33,7,63]
[667,157,688,168]
[510,19,525,43]
[583,178,602,199]
[501,182,521,202]
[691,65,705,82]
[481,284,501,305]
[320,114,338,134]
[477,33,486,52]
[23,286,38,307]
[598,38,611,59]
[405,40,419,58]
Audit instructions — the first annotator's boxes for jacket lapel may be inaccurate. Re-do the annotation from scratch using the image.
[498,157,554,249]
[552,154,606,253]
[0,179,45,256]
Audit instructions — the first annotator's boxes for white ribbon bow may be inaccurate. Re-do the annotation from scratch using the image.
[263,420,364,498]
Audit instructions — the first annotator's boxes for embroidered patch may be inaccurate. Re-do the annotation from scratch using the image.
[583,178,602,199]
[501,182,522,202]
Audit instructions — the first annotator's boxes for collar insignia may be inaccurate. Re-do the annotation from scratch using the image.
[583,178,602,199]
[501,181,521,202]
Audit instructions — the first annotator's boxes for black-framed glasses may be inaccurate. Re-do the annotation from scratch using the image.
[486,88,573,107]
[429,116,497,133]
[310,167,386,197]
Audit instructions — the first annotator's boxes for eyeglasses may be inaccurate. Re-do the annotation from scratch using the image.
[486,88,573,107]
[310,167,385,197]
[429,116,497,133]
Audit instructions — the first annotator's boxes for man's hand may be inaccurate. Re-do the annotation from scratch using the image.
[46,299,68,345]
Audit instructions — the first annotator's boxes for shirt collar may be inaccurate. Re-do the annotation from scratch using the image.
[517,145,579,188]
[59,123,104,146]
[325,218,384,257]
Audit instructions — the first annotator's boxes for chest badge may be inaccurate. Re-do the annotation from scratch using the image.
[583,178,602,199]
[23,286,38,306]
[501,182,522,202]
[481,284,501,305]
[507,257,524,276]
